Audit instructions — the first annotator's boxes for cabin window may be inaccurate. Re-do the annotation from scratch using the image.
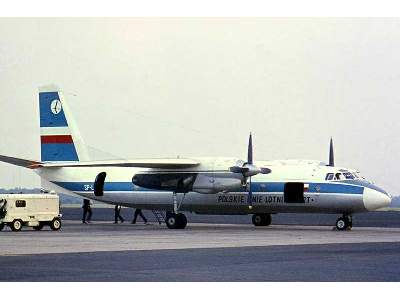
[325,173,334,181]
[284,182,305,203]
[15,200,26,208]
[94,172,107,196]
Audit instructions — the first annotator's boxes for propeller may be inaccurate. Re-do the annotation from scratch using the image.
[328,137,334,167]
[229,133,271,208]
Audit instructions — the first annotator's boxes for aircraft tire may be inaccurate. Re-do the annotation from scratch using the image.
[10,219,23,232]
[176,213,187,229]
[166,214,179,229]
[166,213,187,229]
[252,214,271,226]
[50,218,62,231]
[335,217,348,231]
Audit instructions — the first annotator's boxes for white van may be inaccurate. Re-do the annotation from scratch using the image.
[0,193,62,231]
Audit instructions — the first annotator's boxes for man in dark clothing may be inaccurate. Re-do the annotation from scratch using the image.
[114,205,124,224]
[82,199,92,224]
[132,208,147,224]
[0,199,7,219]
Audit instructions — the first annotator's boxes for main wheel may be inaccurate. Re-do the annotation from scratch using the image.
[33,223,44,231]
[252,214,272,226]
[10,219,23,232]
[0,223,4,231]
[336,217,349,231]
[50,218,62,231]
[176,213,187,229]
[166,213,178,229]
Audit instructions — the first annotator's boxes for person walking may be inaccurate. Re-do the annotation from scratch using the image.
[114,205,125,224]
[132,208,147,224]
[82,199,92,224]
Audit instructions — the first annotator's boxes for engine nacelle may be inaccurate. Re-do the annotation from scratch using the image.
[132,173,196,193]
[192,174,244,194]
[132,172,244,194]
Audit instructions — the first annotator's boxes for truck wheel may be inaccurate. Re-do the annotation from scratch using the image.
[10,219,23,232]
[33,223,44,231]
[0,223,4,231]
[50,218,62,231]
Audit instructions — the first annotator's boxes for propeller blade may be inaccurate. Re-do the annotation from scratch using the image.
[247,176,253,206]
[229,133,271,205]
[328,137,334,167]
[247,133,253,165]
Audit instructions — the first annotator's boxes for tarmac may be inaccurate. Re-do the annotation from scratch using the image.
[1,209,400,281]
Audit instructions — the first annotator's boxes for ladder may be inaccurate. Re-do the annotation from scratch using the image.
[151,210,165,225]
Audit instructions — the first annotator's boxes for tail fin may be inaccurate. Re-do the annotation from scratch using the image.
[39,85,89,162]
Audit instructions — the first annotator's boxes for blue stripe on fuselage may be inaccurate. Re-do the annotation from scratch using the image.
[52,181,365,194]
[250,182,363,194]
[341,180,388,195]
[54,181,139,192]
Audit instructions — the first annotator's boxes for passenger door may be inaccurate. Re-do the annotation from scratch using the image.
[284,182,305,203]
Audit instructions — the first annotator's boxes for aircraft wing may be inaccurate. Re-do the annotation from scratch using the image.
[0,154,200,169]
[41,158,200,169]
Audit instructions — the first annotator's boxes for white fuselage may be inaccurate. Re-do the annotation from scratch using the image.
[35,157,391,215]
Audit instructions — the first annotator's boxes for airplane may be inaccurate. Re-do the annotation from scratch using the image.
[0,85,392,230]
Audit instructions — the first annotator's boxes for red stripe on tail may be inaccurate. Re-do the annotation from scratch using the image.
[41,135,73,144]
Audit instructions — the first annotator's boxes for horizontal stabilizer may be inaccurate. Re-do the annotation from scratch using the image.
[0,154,41,169]
[41,158,200,169]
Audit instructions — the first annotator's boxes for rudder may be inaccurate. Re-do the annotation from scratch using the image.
[39,85,89,162]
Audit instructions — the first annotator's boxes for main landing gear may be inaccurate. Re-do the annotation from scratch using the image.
[165,212,187,229]
[335,214,352,231]
[252,213,272,226]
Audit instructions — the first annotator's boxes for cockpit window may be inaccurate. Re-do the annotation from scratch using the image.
[343,172,355,179]
[326,172,356,181]
[325,173,334,180]
[335,173,343,180]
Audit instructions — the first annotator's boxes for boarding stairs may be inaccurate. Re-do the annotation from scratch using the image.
[151,210,165,225]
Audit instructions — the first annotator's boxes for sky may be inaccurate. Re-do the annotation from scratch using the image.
[0,18,400,194]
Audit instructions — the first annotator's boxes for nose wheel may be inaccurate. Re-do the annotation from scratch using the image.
[335,214,352,231]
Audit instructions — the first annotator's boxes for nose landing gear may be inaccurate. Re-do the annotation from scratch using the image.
[335,214,352,231]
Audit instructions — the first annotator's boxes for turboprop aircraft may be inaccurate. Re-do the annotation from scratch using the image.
[0,85,392,230]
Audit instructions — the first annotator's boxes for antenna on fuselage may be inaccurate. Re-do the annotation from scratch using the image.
[328,137,335,167]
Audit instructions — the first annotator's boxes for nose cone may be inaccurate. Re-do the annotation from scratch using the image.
[363,187,392,211]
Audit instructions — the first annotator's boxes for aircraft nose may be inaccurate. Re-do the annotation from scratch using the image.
[363,187,391,211]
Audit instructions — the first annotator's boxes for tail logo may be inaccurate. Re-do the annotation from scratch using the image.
[50,99,62,115]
